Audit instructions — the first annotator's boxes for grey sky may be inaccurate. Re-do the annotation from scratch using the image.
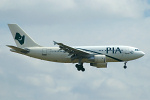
[0,0,150,100]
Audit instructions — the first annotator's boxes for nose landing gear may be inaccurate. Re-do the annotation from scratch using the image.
[124,61,127,69]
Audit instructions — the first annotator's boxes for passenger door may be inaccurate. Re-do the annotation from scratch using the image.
[42,49,47,56]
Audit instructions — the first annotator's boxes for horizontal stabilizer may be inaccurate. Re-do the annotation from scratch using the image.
[6,45,29,54]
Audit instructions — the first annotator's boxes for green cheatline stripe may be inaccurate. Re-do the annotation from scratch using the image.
[77,48,123,62]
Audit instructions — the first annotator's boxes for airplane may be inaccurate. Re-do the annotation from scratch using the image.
[7,24,145,72]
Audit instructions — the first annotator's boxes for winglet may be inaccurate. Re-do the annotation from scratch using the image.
[53,41,58,45]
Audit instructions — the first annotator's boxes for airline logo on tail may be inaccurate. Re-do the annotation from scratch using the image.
[15,33,25,45]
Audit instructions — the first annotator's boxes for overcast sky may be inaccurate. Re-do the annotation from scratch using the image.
[0,0,150,100]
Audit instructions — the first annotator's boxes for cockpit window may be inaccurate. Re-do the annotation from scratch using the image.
[135,49,139,51]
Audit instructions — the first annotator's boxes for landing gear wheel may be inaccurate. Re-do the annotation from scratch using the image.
[75,64,85,72]
[81,68,85,72]
[75,64,79,68]
[124,66,127,69]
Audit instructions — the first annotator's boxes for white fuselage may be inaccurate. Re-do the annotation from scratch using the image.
[7,24,145,71]
[26,46,145,63]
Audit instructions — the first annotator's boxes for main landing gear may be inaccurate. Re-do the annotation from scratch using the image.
[75,64,85,72]
[124,61,127,69]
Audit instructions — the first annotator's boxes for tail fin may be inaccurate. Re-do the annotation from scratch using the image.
[8,24,41,48]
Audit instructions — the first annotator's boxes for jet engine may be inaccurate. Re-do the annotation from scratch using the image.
[89,55,106,63]
[94,55,106,63]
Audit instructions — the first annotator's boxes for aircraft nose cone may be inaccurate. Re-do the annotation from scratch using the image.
[139,51,145,57]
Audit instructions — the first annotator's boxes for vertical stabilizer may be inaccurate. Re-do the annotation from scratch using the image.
[8,24,41,48]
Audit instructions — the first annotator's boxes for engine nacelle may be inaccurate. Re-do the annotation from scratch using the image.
[94,55,106,63]
[90,63,107,68]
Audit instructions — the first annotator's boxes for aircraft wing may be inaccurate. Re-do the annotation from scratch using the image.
[7,45,29,54]
[54,41,91,60]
